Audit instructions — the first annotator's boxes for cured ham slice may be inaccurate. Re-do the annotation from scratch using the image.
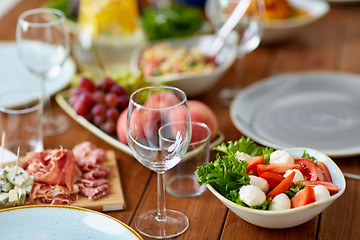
[23,148,80,205]
[72,141,107,169]
[73,142,111,201]
[79,184,110,201]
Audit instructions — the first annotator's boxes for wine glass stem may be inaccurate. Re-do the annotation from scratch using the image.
[156,172,167,221]
[40,76,51,122]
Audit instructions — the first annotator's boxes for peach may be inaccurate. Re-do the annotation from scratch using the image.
[116,108,128,144]
[145,91,181,108]
[168,100,218,142]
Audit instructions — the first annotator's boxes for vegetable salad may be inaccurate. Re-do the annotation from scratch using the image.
[195,137,339,210]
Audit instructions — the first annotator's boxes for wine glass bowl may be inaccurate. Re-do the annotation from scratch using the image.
[16,8,70,136]
[127,86,191,238]
[206,0,265,106]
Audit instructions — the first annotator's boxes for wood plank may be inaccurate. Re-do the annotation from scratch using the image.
[221,211,318,240]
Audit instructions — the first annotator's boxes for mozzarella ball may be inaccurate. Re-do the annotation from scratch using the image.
[235,151,251,162]
[249,175,269,193]
[239,185,266,207]
[270,150,294,164]
[283,169,305,183]
[314,185,330,201]
[269,193,291,210]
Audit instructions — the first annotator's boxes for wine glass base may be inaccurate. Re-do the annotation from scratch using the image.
[43,113,69,136]
[135,209,189,239]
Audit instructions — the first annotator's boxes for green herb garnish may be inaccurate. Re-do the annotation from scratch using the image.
[285,182,307,199]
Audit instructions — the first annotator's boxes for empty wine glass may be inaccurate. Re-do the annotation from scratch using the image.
[127,86,191,239]
[16,8,70,135]
[206,0,265,106]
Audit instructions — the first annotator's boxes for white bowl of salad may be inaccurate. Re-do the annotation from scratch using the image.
[130,34,237,97]
[195,137,346,229]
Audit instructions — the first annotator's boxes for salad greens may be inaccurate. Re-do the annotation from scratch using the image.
[141,2,204,41]
[195,137,323,210]
[195,137,275,206]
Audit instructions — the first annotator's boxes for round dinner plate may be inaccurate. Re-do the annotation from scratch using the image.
[230,71,360,157]
[0,205,142,240]
[0,41,75,106]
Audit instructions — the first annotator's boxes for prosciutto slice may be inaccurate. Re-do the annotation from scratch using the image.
[23,148,81,205]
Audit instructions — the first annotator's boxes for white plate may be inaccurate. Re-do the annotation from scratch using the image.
[0,205,142,239]
[230,71,360,157]
[0,146,17,164]
[0,42,76,105]
[55,90,225,156]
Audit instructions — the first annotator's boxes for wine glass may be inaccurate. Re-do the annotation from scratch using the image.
[206,0,265,106]
[127,86,191,239]
[16,8,70,136]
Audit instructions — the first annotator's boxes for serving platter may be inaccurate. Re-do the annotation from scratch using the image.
[55,90,225,156]
[230,71,360,157]
[0,205,142,239]
[3,150,125,212]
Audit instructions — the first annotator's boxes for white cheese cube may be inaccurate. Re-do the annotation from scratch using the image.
[15,187,26,205]
[283,169,305,184]
[235,152,251,162]
[5,166,29,187]
[1,181,13,192]
[249,175,269,193]
[270,150,294,164]
[0,192,9,206]
[314,185,330,201]
[269,193,291,210]
[8,189,18,206]
[0,169,6,180]
[239,185,266,207]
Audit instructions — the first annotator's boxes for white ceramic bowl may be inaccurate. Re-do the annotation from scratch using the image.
[130,34,237,97]
[207,148,346,229]
[262,0,330,43]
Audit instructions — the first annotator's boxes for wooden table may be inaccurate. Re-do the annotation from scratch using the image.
[1,1,360,239]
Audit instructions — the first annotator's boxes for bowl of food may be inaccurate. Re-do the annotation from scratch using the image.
[130,34,237,97]
[195,137,345,229]
[262,0,330,43]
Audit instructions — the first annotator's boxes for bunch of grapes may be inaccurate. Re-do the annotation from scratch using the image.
[69,76,129,135]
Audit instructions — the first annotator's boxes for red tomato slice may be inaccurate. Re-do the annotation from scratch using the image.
[266,171,295,199]
[257,163,302,176]
[259,172,285,189]
[294,158,318,181]
[317,162,332,182]
[291,186,315,208]
[246,156,264,175]
[301,180,339,195]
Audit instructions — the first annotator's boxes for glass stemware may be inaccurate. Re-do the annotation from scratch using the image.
[16,8,70,136]
[206,0,265,106]
[127,86,191,239]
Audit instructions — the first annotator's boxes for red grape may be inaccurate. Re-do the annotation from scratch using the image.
[106,107,120,121]
[79,91,94,107]
[93,115,106,126]
[105,92,118,107]
[70,87,82,97]
[91,103,106,116]
[117,95,129,109]
[73,101,89,117]
[97,76,115,92]
[92,90,105,103]
[79,76,95,92]
[110,84,126,95]
[101,120,116,135]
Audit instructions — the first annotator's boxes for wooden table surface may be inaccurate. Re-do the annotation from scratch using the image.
[1,1,360,239]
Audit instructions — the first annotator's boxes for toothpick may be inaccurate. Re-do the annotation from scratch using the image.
[16,146,20,174]
[0,132,5,168]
